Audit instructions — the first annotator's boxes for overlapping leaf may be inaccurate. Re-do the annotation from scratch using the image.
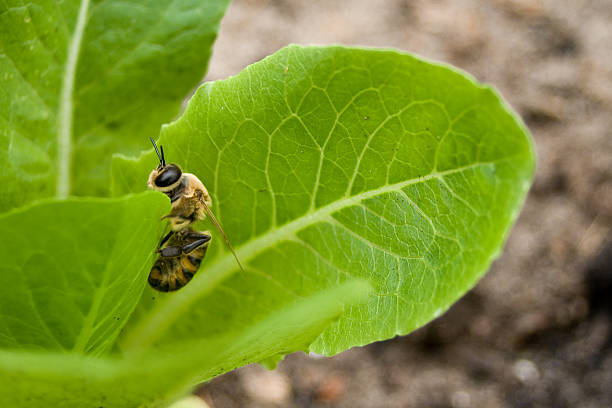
[0,192,167,354]
[0,281,370,407]
[0,0,230,211]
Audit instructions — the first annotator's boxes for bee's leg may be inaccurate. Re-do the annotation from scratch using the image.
[183,234,211,254]
[158,230,174,248]
[157,245,182,258]
[182,230,211,253]
[157,233,210,257]
[184,230,211,239]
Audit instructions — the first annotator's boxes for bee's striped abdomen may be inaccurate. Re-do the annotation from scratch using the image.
[148,230,210,292]
[148,258,181,292]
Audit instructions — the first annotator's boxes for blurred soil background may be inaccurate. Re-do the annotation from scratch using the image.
[195,0,612,406]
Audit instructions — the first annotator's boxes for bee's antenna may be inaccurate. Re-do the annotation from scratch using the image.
[160,145,166,167]
[150,137,163,166]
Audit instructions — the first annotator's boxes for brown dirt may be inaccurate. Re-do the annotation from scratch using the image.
[196,0,612,406]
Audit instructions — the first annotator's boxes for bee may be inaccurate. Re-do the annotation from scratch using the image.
[147,138,244,291]
[148,228,211,292]
[147,139,212,232]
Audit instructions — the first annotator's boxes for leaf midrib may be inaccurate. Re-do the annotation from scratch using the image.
[122,158,513,350]
[57,0,90,198]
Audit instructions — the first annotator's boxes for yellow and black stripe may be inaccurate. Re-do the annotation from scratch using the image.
[148,240,209,292]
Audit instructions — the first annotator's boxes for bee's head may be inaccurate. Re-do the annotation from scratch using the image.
[148,138,183,192]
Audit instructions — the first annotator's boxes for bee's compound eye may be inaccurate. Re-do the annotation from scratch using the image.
[155,164,182,187]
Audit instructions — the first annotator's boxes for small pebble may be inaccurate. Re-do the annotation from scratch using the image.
[513,359,540,385]
[316,374,345,403]
[167,396,210,408]
[241,367,292,405]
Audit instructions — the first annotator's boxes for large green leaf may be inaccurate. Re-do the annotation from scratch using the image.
[0,281,370,407]
[0,192,167,355]
[0,0,230,211]
[113,45,535,355]
[1,44,534,407]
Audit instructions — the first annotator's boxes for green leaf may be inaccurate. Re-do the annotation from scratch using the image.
[113,45,535,356]
[1,43,534,407]
[0,0,230,211]
[0,192,167,354]
[0,281,370,407]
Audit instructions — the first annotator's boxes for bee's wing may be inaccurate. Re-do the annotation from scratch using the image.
[200,200,246,275]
